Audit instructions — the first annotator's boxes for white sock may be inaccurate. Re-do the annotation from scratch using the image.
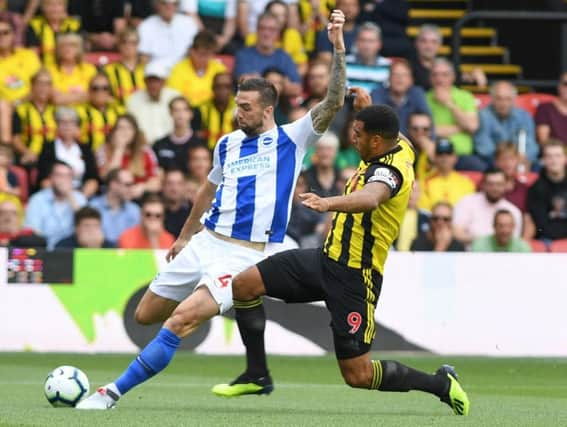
[105,383,122,399]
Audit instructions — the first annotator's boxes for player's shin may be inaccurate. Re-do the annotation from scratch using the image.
[113,328,181,395]
[233,298,268,378]
[370,360,447,397]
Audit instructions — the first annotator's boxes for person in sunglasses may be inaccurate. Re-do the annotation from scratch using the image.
[118,192,174,249]
[410,201,464,252]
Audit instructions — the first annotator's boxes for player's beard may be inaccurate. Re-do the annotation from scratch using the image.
[238,117,264,136]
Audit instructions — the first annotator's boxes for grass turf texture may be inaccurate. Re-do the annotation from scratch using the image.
[0,353,566,426]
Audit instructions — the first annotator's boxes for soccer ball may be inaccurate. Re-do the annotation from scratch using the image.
[44,365,90,407]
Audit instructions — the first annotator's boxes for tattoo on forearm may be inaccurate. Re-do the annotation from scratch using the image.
[311,50,346,133]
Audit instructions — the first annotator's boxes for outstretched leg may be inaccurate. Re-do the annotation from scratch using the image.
[76,287,219,409]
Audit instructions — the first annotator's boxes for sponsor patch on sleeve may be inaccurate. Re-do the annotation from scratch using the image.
[367,167,401,192]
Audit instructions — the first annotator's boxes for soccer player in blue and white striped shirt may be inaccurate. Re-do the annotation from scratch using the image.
[77,9,348,410]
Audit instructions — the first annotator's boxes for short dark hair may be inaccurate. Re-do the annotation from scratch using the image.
[164,167,187,178]
[50,160,73,175]
[493,209,514,227]
[74,206,101,226]
[355,105,399,142]
[106,168,123,185]
[483,167,506,180]
[261,67,285,79]
[141,192,164,208]
[238,78,278,107]
[168,96,191,112]
[542,139,566,155]
[265,0,286,12]
[191,30,217,51]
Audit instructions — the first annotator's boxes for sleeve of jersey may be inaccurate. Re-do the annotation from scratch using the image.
[364,164,404,198]
[207,138,223,185]
[281,110,323,150]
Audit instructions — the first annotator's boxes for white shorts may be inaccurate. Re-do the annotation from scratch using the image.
[149,229,266,313]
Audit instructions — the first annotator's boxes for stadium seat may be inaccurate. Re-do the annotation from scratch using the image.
[9,165,28,203]
[216,54,235,73]
[460,170,483,188]
[85,51,121,67]
[516,93,557,116]
[549,239,567,253]
[529,240,548,253]
[474,93,491,110]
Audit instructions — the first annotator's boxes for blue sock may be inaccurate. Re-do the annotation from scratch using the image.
[114,328,181,395]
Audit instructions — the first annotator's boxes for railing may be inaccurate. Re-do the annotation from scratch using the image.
[451,11,567,88]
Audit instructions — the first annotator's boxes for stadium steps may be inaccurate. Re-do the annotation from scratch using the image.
[460,63,522,78]
[438,45,509,63]
[406,26,497,45]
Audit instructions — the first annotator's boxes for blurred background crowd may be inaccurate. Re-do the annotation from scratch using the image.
[0,0,566,254]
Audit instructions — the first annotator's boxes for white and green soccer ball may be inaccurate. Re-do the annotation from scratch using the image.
[44,365,90,407]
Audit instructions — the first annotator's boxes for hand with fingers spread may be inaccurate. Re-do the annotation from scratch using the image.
[300,192,330,213]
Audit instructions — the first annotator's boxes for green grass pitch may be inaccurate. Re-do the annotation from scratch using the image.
[0,353,566,426]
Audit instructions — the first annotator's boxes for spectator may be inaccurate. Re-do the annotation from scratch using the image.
[137,0,198,72]
[24,161,87,249]
[262,67,291,124]
[417,138,476,211]
[97,114,160,199]
[427,58,481,170]
[410,201,464,251]
[199,72,236,150]
[535,71,567,146]
[55,206,115,248]
[11,68,56,165]
[103,28,146,107]
[196,0,237,54]
[153,96,206,173]
[315,0,359,62]
[356,0,412,58]
[76,73,125,151]
[47,33,97,106]
[527,140,567,241]
[118,193,175,249]
[89,168,141,244]
[0,143,20,198]
[494,142,529,212]
[412,24,487,91]
[0,197,46,247]
[233,12,301,97]
[407,111,435,179]
[345,22,391,93]
[245,0,307,76]
[471,209,531,252]
[286,172,325,248]
[167,30,226,107]
[0,16,40,103]
[185,175,199,204]
[298,0,330,55]
[25,0,81,66]
[126,60,181,144]
[0,0,25,46]
[453,168,522,245]
[370,59,432,135]
[475,81,538,166]
[237,0,300,39]
[36,107,99,198]
[335,116,360,170]
[162,168,192,237]
[303,131,341,198]
[75,0,126,51]
[397,181,430,251]
[186,144,212,184]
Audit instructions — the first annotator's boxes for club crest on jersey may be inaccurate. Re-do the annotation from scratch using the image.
[261,136,274,146]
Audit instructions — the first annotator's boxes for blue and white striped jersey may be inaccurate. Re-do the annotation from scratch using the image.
[204,112,322,243]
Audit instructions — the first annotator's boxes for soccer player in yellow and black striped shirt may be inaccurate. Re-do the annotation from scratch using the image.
[213,104,470,416]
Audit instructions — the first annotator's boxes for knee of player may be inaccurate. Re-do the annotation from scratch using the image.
[341,366,373,389]
[167,308,202,334]
[232,273,261,300]
[134,307,154,325]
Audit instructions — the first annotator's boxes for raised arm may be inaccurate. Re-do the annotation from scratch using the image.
[310,9,346,133]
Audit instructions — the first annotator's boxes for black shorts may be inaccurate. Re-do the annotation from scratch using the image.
[257,248,383,359]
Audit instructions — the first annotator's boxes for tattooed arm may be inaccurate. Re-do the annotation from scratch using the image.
[310,10,347,134]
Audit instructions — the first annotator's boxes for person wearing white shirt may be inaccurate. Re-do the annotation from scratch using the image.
[126,61,181,144]
[138,0,199,72]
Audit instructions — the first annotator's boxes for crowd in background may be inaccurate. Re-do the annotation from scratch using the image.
[0,0,566,254]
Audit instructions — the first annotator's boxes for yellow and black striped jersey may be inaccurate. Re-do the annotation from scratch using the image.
[324,138,415,274]
[103,62,146,107]
[13,101,57,155]
[76,103,125,151]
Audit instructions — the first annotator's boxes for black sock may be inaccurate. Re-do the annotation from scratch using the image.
[234,299,268,378]
[373,360,448,397]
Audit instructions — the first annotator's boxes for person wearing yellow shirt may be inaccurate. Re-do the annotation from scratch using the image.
[418,138,476,211]
[298,0,333,54]
[245,0,308,76]
[25,0,81,67]
[104,28,146,107]
[0,18,41,103]
[76,73,125,151]
[11,69,57,164]
[47,33,97,106]
[167,30,226,107]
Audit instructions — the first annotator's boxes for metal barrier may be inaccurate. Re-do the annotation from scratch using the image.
[451,11,567,88]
